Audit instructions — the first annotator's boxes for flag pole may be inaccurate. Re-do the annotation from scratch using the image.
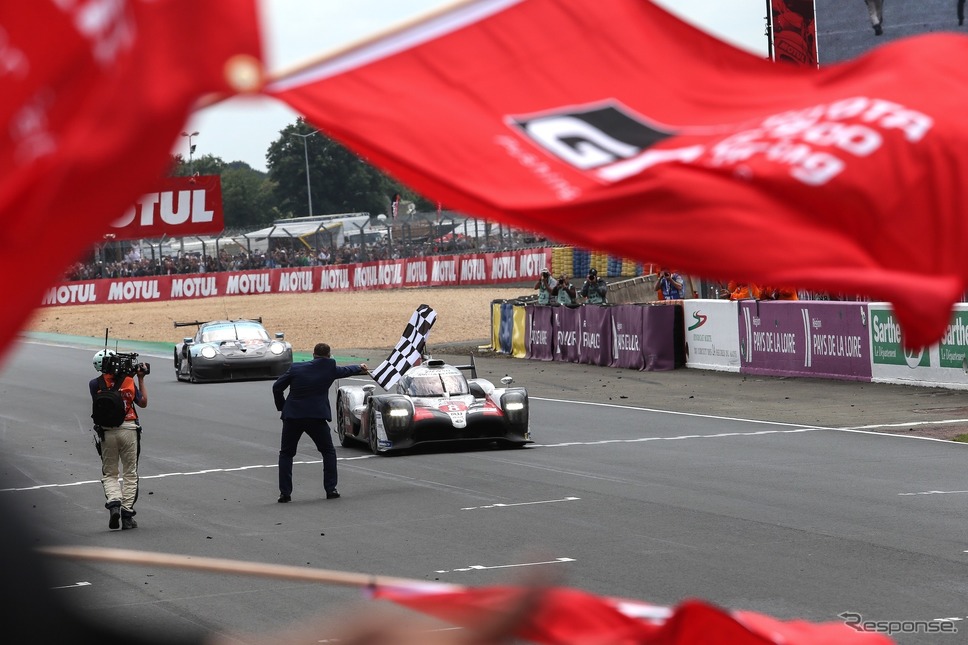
[269,0,487,85]
[37,545,461,591]
[196,0,487,110]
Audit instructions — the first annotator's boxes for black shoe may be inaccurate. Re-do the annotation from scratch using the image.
[873,24,883,35]
[277,494,291,503]
[108,507,121,530]
[326,490,340,499]
[121,517,137,530]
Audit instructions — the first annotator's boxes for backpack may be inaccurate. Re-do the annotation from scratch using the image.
[92,375,127,427]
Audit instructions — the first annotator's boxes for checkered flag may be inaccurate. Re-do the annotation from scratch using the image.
[371,304,437,390]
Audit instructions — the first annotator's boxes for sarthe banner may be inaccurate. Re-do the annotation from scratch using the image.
[268,0,968,349]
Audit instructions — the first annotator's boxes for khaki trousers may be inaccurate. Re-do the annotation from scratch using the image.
[100,421,141,515]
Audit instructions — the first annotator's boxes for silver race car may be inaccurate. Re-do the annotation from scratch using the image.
[174,318,292,383]
[335,358,530,454]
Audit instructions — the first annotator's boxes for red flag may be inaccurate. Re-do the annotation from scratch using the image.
[0,0,262,366]
[268,0,968,348]
[372,584,893,644]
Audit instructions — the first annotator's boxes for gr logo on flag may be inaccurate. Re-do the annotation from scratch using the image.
[509,102,705,183]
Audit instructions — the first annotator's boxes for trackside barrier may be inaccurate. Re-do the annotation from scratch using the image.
[496,302,686,371]
[502,299,968,390]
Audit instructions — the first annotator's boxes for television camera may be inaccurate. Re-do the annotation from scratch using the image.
[102,352,151,377]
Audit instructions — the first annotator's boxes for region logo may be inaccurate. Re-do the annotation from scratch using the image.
[508,101,705,183]
[688,311,708,331]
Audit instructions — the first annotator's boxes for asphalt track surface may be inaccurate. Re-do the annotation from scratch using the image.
[3,334,968,643]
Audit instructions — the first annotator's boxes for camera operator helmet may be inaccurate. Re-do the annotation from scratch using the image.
[93,349,116,373]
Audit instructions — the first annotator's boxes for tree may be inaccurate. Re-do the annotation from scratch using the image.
[266,119,432,219]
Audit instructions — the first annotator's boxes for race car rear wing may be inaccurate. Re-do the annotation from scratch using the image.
[173,317,263,328]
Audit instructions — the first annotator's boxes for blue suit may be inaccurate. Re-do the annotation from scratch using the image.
[272,357,364,498]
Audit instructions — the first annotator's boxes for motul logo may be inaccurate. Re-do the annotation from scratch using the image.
[112,189,214,228]
[106,175,224,241]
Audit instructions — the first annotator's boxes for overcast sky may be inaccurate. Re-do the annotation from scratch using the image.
[183,0,768,172]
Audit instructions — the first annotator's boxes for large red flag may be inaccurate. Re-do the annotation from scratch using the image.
[373,584,893,644]
[0,0,262,366]
[268,0,968,348]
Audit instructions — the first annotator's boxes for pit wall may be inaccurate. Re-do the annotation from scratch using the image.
[492,300,968,390]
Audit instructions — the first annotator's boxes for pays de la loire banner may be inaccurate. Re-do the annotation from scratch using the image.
[105,175,224,242]
[41,248,551,307]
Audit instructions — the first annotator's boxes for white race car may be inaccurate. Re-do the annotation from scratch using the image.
[335,358,530,454]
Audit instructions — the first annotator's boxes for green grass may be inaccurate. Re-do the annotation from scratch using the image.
[953,434,968,443]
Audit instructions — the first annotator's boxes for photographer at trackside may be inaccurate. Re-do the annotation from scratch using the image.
[580,267,608,304]
[533,267,554,305]
[89,350,148,531]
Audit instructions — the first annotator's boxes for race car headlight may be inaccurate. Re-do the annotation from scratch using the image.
[268,341,286,355]
[200,346,218,359]
[501,391,528,424]
[388,409,409,417]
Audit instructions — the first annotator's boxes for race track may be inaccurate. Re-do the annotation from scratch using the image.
[3,336,967,643]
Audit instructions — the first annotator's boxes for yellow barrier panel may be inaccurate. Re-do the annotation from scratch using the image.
[511,304,527,358]
[491,301,502,351]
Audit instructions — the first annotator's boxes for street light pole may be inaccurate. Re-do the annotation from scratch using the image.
[180,130,199,174]
[289,130,318,217]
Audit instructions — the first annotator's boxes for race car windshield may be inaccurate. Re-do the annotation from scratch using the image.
[201,325,270,343]
[406,373,469,397]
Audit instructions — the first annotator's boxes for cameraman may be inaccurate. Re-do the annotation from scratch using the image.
[533,267,553,305]
[89,350,148,531]
[552,273,577,305]
[655,269,684,300]
[580,267,608,304]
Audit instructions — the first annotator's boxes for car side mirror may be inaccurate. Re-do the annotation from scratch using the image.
[275,332,285,340]
[183,338,194,345]
[469,382,486,398]
[500,376,514,386]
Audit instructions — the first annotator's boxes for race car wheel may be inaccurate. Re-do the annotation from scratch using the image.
[336,393,352,447]
[367,402,382,456]
[174,348,182,380]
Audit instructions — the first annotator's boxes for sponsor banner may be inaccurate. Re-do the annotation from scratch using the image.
[815,0,959,64]
[610,305,645,370]
[553,306,581,363]
[276,268,316,293]
[41,248,553,306]
[527,306,555,361]
[319,266,353,292]
[683,300,741,373]
[351,260,405,290]
[110,175,225,241]
[642,304,683,371]
[458,254,489,285]
[739,301,871,380]
[769,0,818,66]
[869,303,968,389]
[428,256,461,287]
[578,305,612,366]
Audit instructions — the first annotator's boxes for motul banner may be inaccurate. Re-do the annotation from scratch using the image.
[39,248,552,306]
[108,175,224,241]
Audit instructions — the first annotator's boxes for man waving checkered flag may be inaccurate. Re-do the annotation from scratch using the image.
[371,304,437,390]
